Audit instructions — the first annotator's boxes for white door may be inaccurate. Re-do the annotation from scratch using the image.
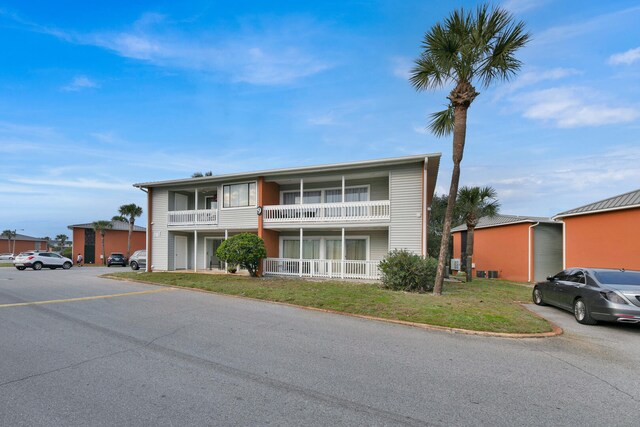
[175,193,189,211]
[174,235,188,270]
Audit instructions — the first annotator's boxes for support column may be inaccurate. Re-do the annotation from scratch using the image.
[341,175,346,218]
[300,178,304,204]
[146,188,153,272]
[224,229,228,273]
[341,227,345,279]
[195,188,198,212]
[299,228,303,277]
[194,230,198,272]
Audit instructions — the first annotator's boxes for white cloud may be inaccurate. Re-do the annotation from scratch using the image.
[61,75,99,92]
[42,13,331,86]
[412,125,430,135]
[308,113,335,126]
[502,0,552,14]
[521,87,640,128]
[9,177,133,190]
[496,68,581,97]
[390,56,412,80]
[608,47,640,65]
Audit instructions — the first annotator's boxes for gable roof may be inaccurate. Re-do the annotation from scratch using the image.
[67,220,146,232]
[133,153,441,188]
[0,233,49,242]
[450,214,557,233]
[553,188,640,219]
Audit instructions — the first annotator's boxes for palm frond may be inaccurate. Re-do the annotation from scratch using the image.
[428,105,455,138]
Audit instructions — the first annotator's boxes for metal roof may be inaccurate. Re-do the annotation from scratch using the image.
[67,220,146,232]
[133,152,441,188]
[0,233,49,242]
[450,214,557,233]
[554,188,640,219]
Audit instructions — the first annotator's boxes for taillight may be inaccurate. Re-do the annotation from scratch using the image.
[27,256,34,260]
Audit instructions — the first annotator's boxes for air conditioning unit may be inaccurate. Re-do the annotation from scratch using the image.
[488,270,499,279]
[476,270,486,278]
[450,258,461,271]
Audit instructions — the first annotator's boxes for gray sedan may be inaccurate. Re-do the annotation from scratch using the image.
[533,268,640,325]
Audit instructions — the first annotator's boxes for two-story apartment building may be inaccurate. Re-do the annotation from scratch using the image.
[134,153,441,280]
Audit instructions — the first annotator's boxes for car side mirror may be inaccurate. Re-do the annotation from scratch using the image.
[546,276,555,281]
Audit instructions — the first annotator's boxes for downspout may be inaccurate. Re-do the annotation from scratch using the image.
[528,222,540,283]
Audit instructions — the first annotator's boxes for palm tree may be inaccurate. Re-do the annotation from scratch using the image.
[410,4,529,295]
[114,203,143,258]
[456,186,500,282]
[56,234,69,251]
[1,229,17,254]
[92,221,112,265]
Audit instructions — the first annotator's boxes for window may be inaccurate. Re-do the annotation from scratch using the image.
[282,191,322,205]
[325,239,366,260]
[282,239,320,259]
[325,189,342,203]
[223,182,256,208]
[568,270,586,284]
[345,187,368,202]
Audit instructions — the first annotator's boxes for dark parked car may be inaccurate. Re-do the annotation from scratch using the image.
[107,253,127,267]
[533,268,640,325]
[129,250,146,271]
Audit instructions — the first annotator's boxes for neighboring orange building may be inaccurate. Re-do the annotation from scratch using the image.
[0,233,49,254]
[554,188,640,271]
[68,221,146,264]
[451,215,563,283]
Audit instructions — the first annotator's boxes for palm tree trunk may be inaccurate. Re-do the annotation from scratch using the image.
[127,221,133,259]
[465,226,474,282]
[101,232,106,265]
[433,105,469,295]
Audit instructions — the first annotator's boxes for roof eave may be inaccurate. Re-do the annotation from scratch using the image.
[553,203,640,220]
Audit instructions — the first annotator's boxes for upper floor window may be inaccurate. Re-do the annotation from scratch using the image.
[223,182,256,208]
[283,191,321,205]
[283,186,369,204]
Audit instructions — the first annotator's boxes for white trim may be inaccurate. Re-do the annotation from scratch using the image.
[221,181,258,209]
[451,219,557,233]
[422,158,428,257]
[194,230,198,272]
[528,222,540,283]
[553,203,640,220]
[204,195,217,210]
[279,184,371,205]
[562,221,566,270]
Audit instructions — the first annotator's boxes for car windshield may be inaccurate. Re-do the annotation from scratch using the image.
[593,270,640,286]
[112,254,123,257]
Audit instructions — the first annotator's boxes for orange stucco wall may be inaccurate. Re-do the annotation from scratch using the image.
[564,208,640,270]
[452,223,531,282]
[72,227,146,264]
[1,239,48,254]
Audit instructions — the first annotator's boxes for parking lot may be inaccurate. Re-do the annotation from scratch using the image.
[1,266,639,426]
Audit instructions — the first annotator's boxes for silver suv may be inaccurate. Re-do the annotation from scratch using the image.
[14,252,73,270]
[129,250,146,270]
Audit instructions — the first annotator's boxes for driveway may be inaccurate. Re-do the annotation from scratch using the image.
[1,267,639,426]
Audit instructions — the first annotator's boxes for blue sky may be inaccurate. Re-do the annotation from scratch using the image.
[1,0,639,238]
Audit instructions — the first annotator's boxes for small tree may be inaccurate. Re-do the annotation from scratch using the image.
[1,229,17,254]
[92,221,112,265]
[456,186,499,282]
[216,233,266,277]
[113,203,143,259]
[55,234,69,251]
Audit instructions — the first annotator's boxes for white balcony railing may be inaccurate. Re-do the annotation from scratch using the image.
[263,200,390,223]
[167,209,218,226]
[263,258,381,280]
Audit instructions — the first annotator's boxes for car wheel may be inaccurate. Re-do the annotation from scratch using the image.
[33,262,43,271]
[107,264,111,267]
[574,298,598,325]
[532,287,546,306]
[16,266,26,271]
[130,261,139,270]
[63,262,72,270]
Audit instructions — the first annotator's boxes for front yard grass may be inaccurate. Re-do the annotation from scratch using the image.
[104,272,550,334]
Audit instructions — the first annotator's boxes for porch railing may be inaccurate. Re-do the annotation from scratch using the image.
[263,258,381,280]
[263,200,390,223]
[167,209,218,226]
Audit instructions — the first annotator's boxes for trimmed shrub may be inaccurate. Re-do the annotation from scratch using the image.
[216,233,266,277]
[61,247,72,259]
[378,249,438,293]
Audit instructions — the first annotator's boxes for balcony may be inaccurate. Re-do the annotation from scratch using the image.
[263,200,390,224]
[263,258,381,280]
[167,209,218,226]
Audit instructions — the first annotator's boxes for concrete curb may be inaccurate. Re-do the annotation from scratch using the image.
[103,275,563,339]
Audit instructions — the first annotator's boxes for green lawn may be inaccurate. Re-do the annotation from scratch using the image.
[104,272,550,334]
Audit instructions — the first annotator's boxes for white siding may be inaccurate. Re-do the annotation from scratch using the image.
[218,207,258,229]
[534,224,563,282]
[389,164,422,254]
[152,189,169,271]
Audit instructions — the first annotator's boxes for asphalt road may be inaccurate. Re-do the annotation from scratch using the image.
[1,267,639,426]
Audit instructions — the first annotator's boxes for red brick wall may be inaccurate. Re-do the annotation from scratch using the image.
[2,239,48,254]
[72,227,145,264]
